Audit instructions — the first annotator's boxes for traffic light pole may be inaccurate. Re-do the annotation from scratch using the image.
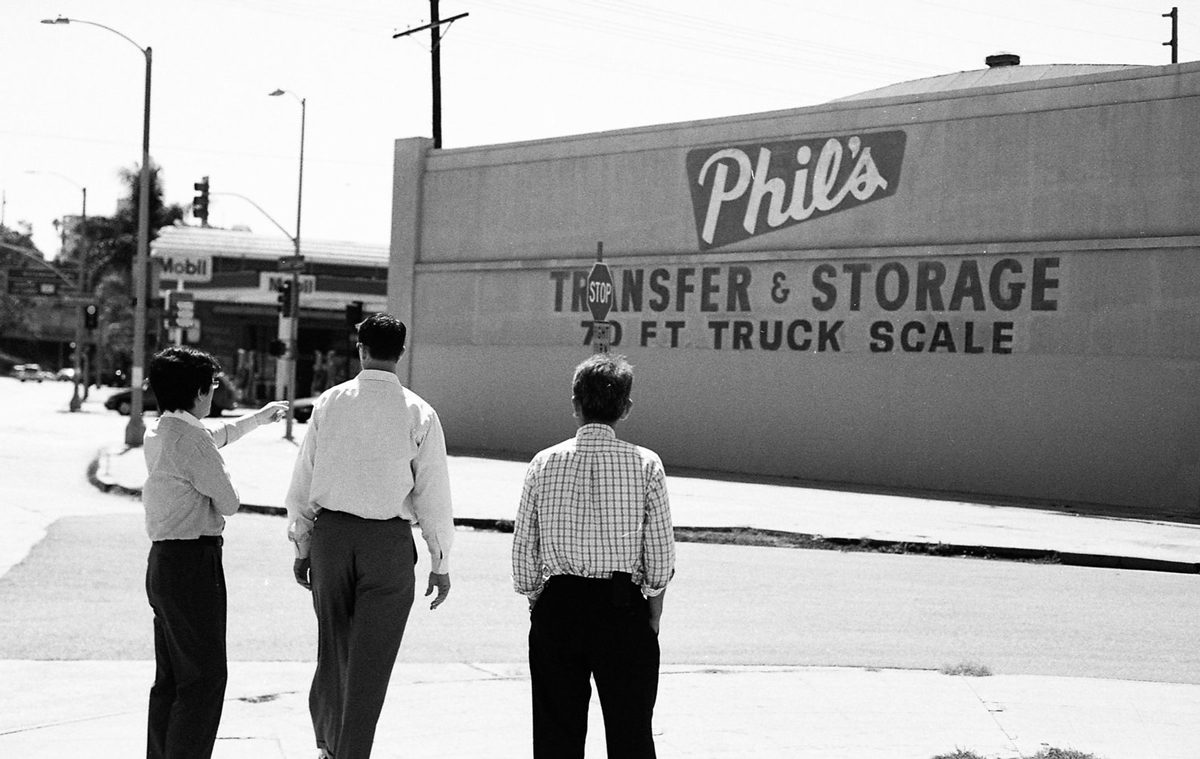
[69,187,88,411]
[284,96,305,442]
[285,265,299,440]
[274,278,295,425]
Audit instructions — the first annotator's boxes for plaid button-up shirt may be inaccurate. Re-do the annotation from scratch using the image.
[512,423,675,599]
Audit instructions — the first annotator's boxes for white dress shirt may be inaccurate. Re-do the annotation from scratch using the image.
[285,369,455,573]
[143,409,260,541]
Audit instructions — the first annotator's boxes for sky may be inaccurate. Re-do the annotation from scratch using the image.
[1,0,1193,256]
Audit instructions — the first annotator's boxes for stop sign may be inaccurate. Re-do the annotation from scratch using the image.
[586,262,614,322]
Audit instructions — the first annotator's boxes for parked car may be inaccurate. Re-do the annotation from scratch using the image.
[56,367,76,382]
[292,396,316,423]
[98,369,128,387]
[105,374,241,417]
[14,364,46,382]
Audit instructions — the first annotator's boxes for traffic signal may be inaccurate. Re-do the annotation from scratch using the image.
[83,303,99,330]
[277,278,294,317]
[277,279,294,314]
[192,176,210,225]
[345,301,364,326]
[267,339,288,357]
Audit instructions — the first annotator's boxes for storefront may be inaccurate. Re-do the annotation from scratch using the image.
[387,61,1200,519]
[151,227,387,403]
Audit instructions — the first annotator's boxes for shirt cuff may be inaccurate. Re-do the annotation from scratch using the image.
[289,529,311,559]
[516,584,543,601]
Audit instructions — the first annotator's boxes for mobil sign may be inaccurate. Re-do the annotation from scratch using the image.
[156,253,213,283]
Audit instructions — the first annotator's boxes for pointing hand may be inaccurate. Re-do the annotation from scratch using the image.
[256,401,289,425]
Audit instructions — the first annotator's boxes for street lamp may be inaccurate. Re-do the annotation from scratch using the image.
[269,88,305,441]
[42,15,153,447]
[25,170,88,411]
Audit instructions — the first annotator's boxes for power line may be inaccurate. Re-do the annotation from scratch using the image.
[480,0,941,82]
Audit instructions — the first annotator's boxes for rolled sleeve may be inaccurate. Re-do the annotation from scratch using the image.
[410,411,454,574]
[209,414,258,449]
[511,460,544,598]
[285,412,319,558]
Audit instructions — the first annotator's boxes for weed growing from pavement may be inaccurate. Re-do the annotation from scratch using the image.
[931,751,985,759]
[940,661,993,677]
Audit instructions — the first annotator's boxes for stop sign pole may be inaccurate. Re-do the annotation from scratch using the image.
[586,241,615,353]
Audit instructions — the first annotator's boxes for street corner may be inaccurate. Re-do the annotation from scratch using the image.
[88,444,145,496]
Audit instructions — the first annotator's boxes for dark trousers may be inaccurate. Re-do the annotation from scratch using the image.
[309,510,416,759]
[529,575,660,759]
[145,537,228,759]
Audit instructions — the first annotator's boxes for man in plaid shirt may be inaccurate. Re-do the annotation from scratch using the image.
[512,353,675,759]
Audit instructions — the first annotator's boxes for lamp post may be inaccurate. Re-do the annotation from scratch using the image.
[269,88,305,441]
[42,16,153,446]
[26,170,88,411]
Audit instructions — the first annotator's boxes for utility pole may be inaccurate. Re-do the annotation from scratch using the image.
[431,0,441,148]
[392,2,469,149]
[1166,7,1176,63]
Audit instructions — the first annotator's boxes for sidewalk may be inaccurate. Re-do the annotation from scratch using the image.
[24,419,1196,759]
[91,421,1200,572]
[3,659,1199,758]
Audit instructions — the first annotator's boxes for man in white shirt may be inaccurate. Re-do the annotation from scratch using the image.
[285,313,454,759]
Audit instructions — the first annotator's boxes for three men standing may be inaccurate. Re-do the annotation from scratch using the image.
[144,313,672,758]
[285,314,455,759]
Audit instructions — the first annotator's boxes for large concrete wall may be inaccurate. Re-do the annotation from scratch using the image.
[390,62,1200,519]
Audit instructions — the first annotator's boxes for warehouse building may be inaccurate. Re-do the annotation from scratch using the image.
[385,57,1200,519]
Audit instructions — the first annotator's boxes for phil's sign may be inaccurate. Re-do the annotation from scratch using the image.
[686,131,906,250]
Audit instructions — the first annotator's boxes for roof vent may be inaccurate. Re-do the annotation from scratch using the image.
[986,52,1020,68]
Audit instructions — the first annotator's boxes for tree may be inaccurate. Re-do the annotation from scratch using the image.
[78,162,187,380]
[80,162,186,283]
[0,225,44,341]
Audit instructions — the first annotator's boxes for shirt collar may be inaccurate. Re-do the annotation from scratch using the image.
[575,423,617,440]
[160,409,207,430]
[358,368,402,385]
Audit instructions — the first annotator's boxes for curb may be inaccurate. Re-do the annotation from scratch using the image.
[88,449,143,499]
[90,453,1200,576]
[237,506,1200,576]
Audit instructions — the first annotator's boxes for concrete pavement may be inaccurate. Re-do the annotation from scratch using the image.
[92,420,1200,572]
[3,413,1199,758]
[3,659,1199,758]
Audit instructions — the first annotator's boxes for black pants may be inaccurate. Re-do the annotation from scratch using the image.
[529,575,660,759]
[145,537,228,759]
[309,510,416,759]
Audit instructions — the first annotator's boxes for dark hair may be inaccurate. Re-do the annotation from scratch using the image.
[572,354,634,424]
[148,346,222,412]
[356,313,407,362]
